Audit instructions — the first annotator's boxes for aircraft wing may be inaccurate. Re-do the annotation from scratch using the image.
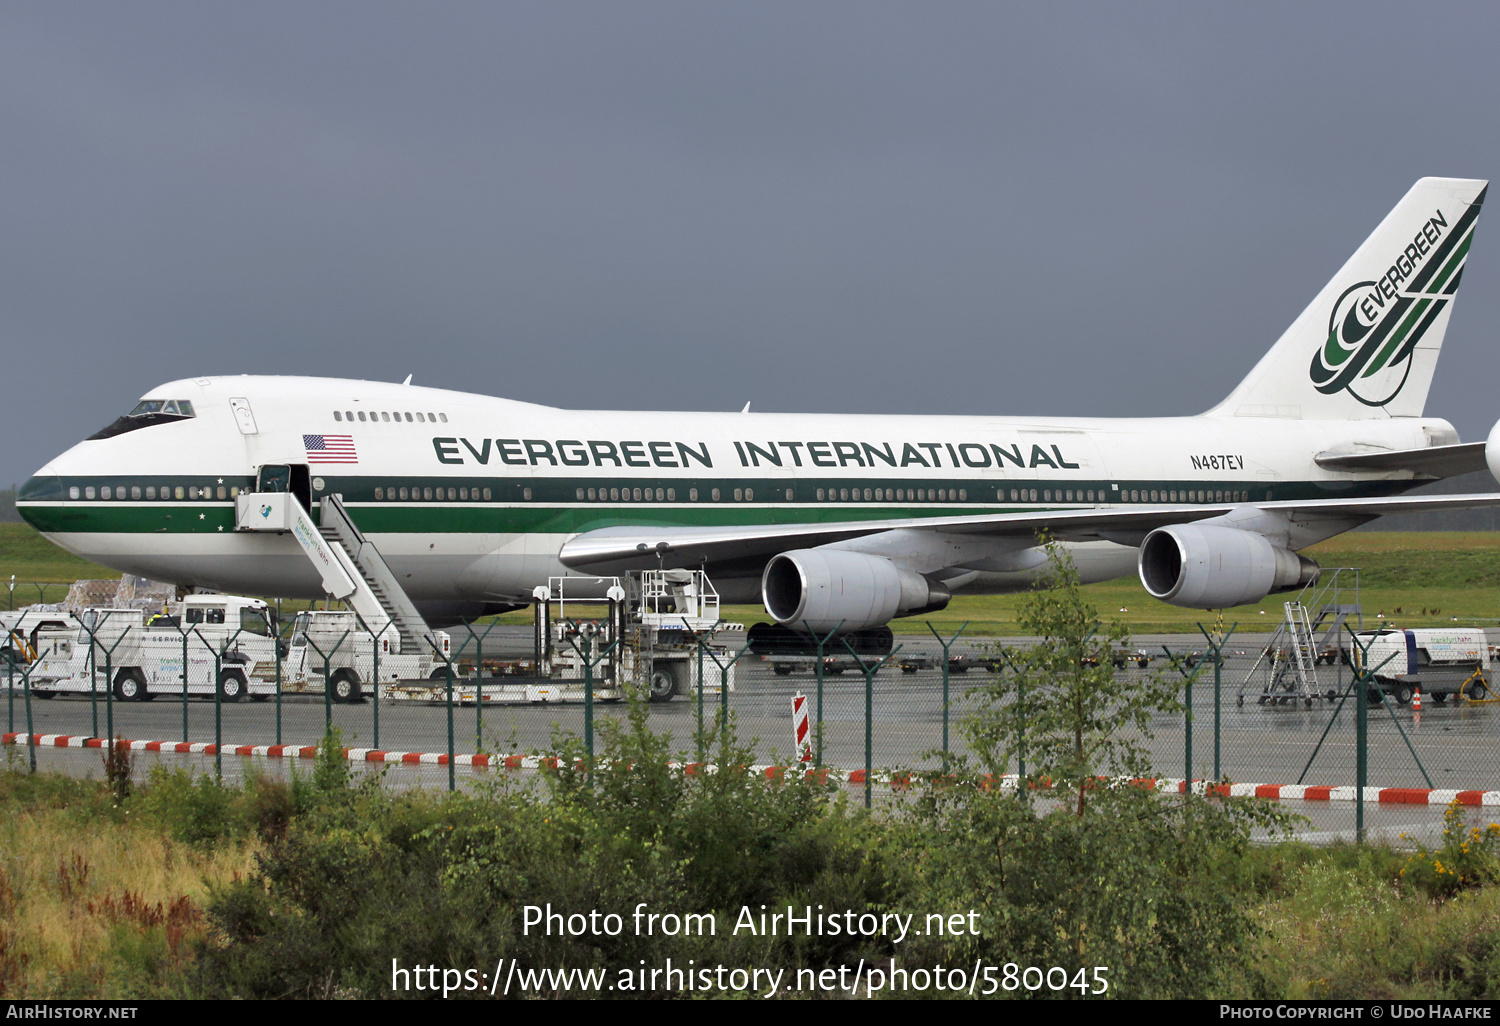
[1314,442,1489,478]
[558,491,1500,575]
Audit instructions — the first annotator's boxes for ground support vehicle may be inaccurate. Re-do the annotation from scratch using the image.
[1081,647,1154,669]
[282,610,452,703]
[771,655,867,677]
[5,592,455,704]
[897,653,1002,675]
[1352,629,1493,706]
[12,595,282,702]
[381,569,741,705]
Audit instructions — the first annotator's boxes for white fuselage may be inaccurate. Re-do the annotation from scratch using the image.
[18,375,1441,608]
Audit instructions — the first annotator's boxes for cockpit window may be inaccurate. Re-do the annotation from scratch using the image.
[89,398,197,440]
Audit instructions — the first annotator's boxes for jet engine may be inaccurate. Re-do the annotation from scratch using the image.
[1138,525,1319,609]
[1487,417,1500,486]
[761,549,951,633]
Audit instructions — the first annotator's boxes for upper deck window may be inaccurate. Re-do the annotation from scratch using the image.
[88,398,198,440]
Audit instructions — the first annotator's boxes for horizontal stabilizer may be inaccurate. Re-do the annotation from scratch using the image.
[1314,442,1487,478]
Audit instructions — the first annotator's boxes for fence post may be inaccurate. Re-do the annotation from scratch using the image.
[94,626,133,751]
[675,620,719,764]
[447,650,455,791]
[370,624,381,752]
[925,622,969,771]
[697,629,707,762]
[274,614,287,747]
[158,619,200,744]
[86,613,99,738]
[73,611,109,740]
[303,632,350,735]
[1355,628,1369,843]
[350,611,397,758]
[181,624,192,743]
[1161,647,1207,790]
[20,660,38,774]
[842,640,901,809]
[697,640,754,753]
[192,627,246,780]
[992,647,1028,780]
[456,619,501,753]
[1195,623,1237,780]
[560,629,619,774]
[798,621,845,766]
[420,634,458,791]
[4,611,19,734]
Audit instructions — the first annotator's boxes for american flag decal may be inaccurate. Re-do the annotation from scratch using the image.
[304,434,358,463]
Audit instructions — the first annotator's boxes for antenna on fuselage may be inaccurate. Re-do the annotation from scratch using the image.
[402,374,413,385]
[741,401,750,413]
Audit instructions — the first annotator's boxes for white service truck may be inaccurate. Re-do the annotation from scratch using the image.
[9,595,455,703]
[1352,628,1492,705]
[16,595,282,701]
[282,609,451,701]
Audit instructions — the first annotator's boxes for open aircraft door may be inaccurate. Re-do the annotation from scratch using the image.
[256,464,313,514]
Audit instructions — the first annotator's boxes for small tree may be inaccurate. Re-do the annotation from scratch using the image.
[970,535,1180,814]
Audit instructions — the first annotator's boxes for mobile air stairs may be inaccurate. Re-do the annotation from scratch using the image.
[233,487,433,652]
[1236,568,1362,707]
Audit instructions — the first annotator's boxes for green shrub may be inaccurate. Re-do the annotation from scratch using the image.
[1402,801,1500,899]
[135,767,241,848]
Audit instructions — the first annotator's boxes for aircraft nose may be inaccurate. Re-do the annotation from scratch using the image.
[16,473,64,530]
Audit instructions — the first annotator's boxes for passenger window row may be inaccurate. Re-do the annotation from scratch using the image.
[1000,488,1250,503]
[374,486,493,501]
[333,410,448,423]
[69,484,238,500]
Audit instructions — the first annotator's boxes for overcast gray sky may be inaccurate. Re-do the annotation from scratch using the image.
[5,2,1500,487]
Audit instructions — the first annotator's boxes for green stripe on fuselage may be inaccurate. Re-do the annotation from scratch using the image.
[17,480,1422,536]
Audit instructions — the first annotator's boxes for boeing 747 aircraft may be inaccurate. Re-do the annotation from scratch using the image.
[17,178,1500,640]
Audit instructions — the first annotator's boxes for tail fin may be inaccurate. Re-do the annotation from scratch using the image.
[1209,177,1486,420]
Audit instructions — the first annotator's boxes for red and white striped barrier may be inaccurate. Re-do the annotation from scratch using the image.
[6,731,1499,805]
[792,692,811,763]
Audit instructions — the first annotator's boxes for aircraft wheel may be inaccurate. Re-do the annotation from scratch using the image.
[113,669,148,702]
[217,670,246,703]
[331,669,363,704]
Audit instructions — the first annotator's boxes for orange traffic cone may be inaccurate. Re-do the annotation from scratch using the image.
[1413,687,1422,712]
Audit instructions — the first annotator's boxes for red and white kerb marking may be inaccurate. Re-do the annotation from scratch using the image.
[792,692,811,763]
[10,732,1500,805]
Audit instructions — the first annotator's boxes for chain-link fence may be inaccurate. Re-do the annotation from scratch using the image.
[6,588,1499,838]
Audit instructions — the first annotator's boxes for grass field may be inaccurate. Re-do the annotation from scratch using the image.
[4,522,1497,634]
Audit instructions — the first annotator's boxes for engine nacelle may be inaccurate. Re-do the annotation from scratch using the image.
[1487,418,1500,486]
[761,549,950,633]
[1138,525,1319,609]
